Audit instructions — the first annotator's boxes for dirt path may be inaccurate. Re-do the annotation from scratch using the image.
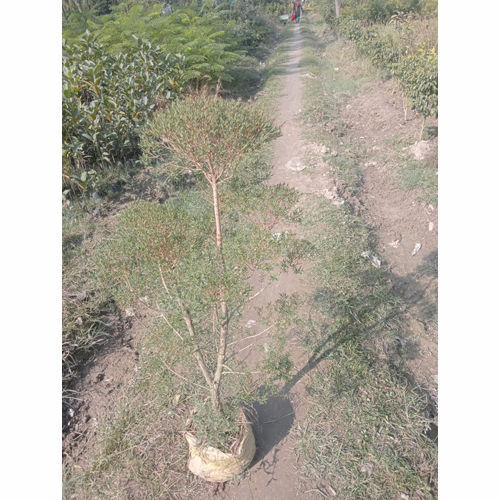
[222,20,438,498]
[219,23,333,500]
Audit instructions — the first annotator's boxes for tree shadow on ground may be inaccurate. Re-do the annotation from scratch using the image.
[246,395,295,480]
[277,250,438,429]
[391,249,438,324]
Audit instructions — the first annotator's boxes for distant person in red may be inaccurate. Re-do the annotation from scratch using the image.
[293,0,304,24]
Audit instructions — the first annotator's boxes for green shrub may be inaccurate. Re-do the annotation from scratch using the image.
[99,96,294,445]
[93,5,242,85]
[338,0,423,24]
[333,15,437,118]
[62,32,184,193]
[393,46,438,117]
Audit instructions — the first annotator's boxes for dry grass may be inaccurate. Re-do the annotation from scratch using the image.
[63,320,207,499]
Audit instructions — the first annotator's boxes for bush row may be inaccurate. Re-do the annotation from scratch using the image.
[338,0,423,24]
[62,33,184,193]
[63,1,277,85]
[334,16,437,118]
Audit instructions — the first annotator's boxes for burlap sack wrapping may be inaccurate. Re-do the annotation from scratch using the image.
[184,417,256,482]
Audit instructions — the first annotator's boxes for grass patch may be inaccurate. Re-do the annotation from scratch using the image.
[296,345,437,499]
[293,15,438,498]
[62,201,118,392]
[294,195,438,499]
[397,158,438,205]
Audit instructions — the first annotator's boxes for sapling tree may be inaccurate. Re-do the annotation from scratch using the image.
[104,94,279,419]
[155,95,278,413]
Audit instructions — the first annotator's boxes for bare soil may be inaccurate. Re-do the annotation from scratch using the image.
[342,78,438,402]
[62,312,144,469]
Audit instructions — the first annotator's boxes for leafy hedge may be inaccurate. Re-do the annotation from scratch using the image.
[63,1,276,87]
[62,32,185,192]
[339,0,422,24]
[334,16,437,118]
[392,46,437,117]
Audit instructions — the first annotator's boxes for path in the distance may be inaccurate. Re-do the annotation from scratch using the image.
[219,22,326,500]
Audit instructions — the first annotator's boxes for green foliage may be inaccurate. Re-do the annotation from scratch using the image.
[94,5,241,85]
[263,0,289,17]
[189,373,258,451]
[62,1,280,197]
[141,94,279,182]
[397,157,438,204]
[338,0,423,24]
[62,1,276,88]
[190,400,241,451]
[312,0,437,119]
[97,198,220,311]
[393,46,438,117]
[333,15,437,118]
[96,193,299,445]
[421,0,438,15]
[62,32,185,193]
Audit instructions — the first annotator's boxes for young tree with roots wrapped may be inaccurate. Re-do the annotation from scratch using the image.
[98,91,305,480]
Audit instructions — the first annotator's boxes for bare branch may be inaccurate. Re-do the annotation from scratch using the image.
[161,314,184,341]
[228,324,275,346]
[177,298,214,389]
[248,284,269,302]
[160,360,207,391]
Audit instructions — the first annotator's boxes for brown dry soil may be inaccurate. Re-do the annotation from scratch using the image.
[62,18,437,499]
[62,313,146,469]
[342,78,438,403]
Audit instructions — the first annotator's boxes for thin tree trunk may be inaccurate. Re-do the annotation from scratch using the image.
[335,0,340,17]
[212,302,228,413]
[210,180,229,414]
[179,303,214,391]
[420,116,426,140]
[211,181,224,258]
